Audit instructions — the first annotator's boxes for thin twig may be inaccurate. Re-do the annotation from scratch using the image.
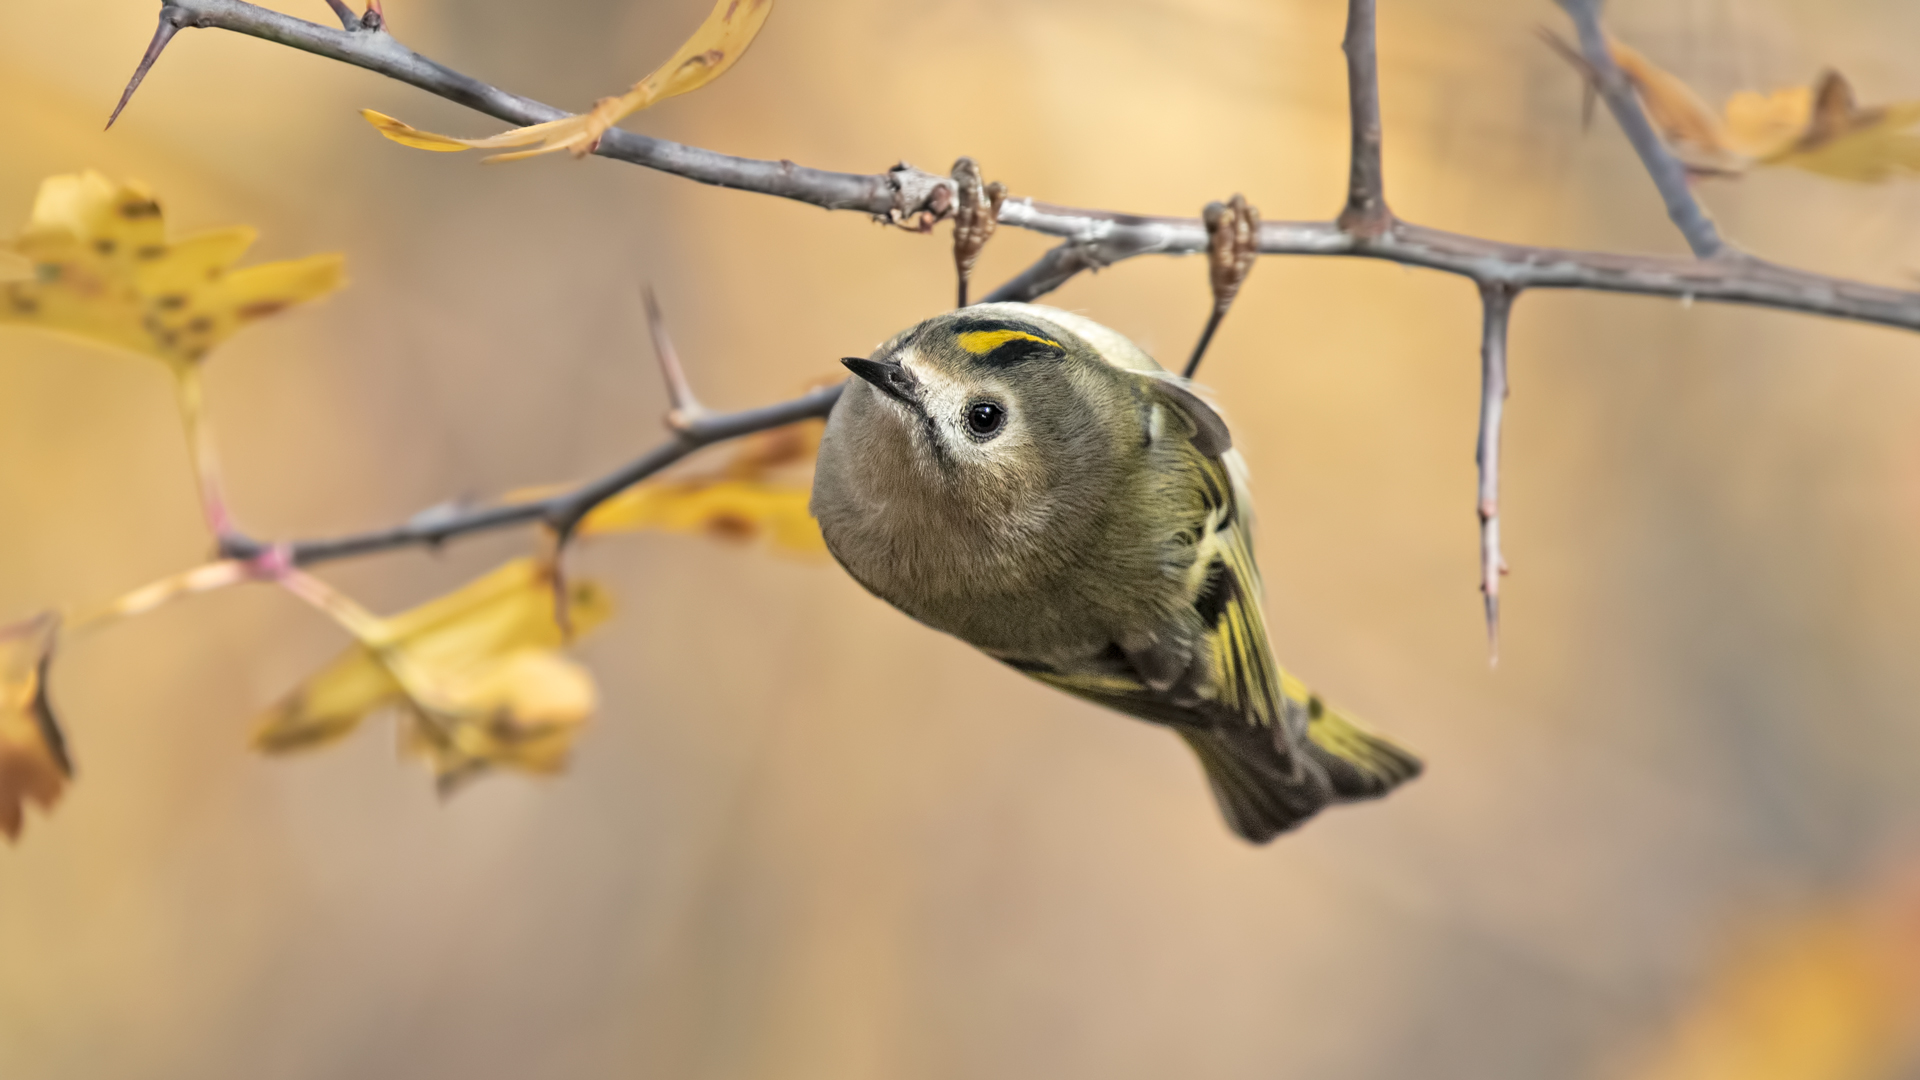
[116,0,1920,332]
[174,368,236,539]
[1555,0,1728,258]
[217,382,844,568]
[642,287,705,430]
[1475,282,1518,663]
[1338,0,1392,237]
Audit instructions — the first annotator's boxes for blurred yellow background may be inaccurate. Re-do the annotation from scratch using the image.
[8,0,1920,1077]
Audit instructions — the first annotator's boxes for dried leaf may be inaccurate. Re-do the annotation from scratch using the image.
[580,418,826,553]
[1608,40,1738,172]
[0,614,70,843]
[1768,72,1920,182]
[255,559,613,789]
[1552,38,1920,183]
[582,478,826,553]
[0,172,345,369]
[363,0,773,162]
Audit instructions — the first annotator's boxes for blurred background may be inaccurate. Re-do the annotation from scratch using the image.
[7,0,1920,1077]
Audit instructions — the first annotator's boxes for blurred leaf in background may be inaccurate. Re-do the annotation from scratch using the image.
[0,613,68,843]
[582,418,828,553]
[256,559,612,794]
[1548,37,1920,181]
[1625,880,1920,1080]
[0,170,343,370]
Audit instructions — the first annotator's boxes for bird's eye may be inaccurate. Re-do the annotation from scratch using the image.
[965,401,1006,439]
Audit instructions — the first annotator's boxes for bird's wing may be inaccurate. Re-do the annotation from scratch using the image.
[1015,378,1286,734]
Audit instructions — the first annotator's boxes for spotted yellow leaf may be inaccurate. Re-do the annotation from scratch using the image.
[0,171,344,369]
[581,418,825,553]
[583,478,826,553]
[364,0,773,162]
[255,559,612,792]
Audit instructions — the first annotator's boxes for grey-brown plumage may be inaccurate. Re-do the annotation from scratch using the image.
[810,303,1419,842]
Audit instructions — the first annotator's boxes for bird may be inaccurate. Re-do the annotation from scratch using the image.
[809,302,1420,842]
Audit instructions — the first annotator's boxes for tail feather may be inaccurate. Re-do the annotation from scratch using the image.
[1178,728,1335,844]
[1179,696,1422,844]
[1299,696,1424,800]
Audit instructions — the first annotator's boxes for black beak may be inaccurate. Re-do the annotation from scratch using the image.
[841,357,922,408]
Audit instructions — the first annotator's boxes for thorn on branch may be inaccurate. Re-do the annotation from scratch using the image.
[362,1,385,31]
[1475,281,1518,665]
[642,287,707,433]
[320,0,359,31]
[951,158,1006,308]
[107,6,187,130]
[1184,195,1260,378]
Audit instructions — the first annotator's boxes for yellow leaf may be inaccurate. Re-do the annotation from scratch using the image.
[255,559,613,790]
[0,614,70,844]
[0,172,345,369]
[577,418,828,553]
[1724,86,1815,161]
[363,0,773,162]
[1608,40,1740,173]
[1561,39,1920,183]
[582,478,827,554]
[1766,72,1920,182]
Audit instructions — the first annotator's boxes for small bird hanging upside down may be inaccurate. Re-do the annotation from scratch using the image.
[810,303,1420,842]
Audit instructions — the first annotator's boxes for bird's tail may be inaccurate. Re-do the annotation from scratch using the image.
[1298,692,1424,801]
[1179,686,1421,844]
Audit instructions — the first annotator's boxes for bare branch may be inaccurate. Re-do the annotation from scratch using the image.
[144,0,954,222]
[1338,0,1391,237]
[1185,195,1260,378]
[131,0,1920,334]
[106,5,185,130]
[1555,0,1728,258]
[1475,282,1518,663]
[218,383,844,567]
[988,207,1920,332]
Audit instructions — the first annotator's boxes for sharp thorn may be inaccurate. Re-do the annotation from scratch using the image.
[642,286,704,430]
[107,8,184,131]
[323,0,360,30]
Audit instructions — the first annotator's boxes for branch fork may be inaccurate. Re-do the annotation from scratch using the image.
[95,0,1920,649]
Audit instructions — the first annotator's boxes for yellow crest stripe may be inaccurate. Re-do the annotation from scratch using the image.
[956,329,1062,355]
